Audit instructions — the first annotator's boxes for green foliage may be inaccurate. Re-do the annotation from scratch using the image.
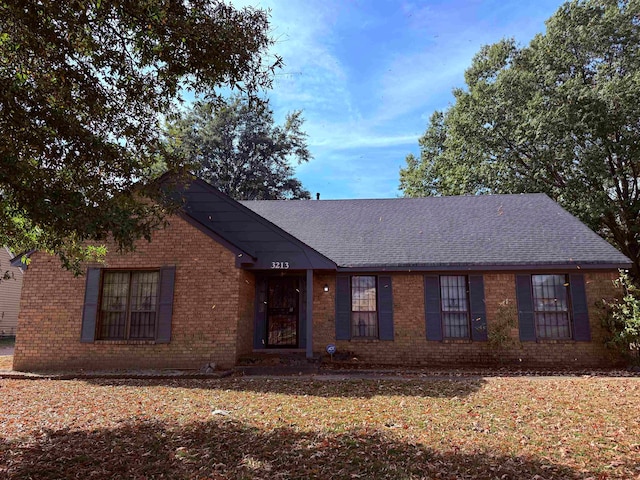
[167,96,311,200]
[602,271,640,365]
[400,0,640,280]
[0,0,279,272]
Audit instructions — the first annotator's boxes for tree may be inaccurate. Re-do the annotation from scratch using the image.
[167,96,311,200]
[0,0,280,272]
[400,0,640,279]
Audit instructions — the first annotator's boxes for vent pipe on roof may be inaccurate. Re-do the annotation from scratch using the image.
[316,193,320,200]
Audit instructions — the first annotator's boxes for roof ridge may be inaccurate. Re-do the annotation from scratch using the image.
[240,193,550,203]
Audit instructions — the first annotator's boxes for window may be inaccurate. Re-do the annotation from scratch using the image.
[425,274,487,342]
[440,275,470,338]
[98,271,160,340]
[531,274,571,339]
[351,276,377,338]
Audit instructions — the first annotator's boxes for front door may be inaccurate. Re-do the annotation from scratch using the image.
[266,277,299,347]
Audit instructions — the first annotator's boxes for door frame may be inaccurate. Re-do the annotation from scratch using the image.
[265,276,301,348]
[254,273,306,350]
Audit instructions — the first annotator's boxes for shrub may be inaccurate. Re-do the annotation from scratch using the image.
[601,272,640,365]
[487,299,520,361]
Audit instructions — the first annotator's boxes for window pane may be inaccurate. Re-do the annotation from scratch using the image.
[130,312,156,339]
[440,276,468,312]
[532,275,570,339]
[102,272,129,311]
[352,312,378,338]
[130,272,159,339]
[532,275,568,311]
[442,312,469,338]
[440,276,469,338]
[351,276,377,337]
[535,313,571,339]
[351,276,376,312]
[130,272,159,311]
[99,312,127,339]
[99,272,129,339]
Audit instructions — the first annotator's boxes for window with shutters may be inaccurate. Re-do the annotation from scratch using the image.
[97,270,160,340]
[531,274,571,339]
[440,275,470,338]
[351,276,378,338]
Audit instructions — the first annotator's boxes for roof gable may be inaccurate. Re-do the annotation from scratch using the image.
[174,178,336,270]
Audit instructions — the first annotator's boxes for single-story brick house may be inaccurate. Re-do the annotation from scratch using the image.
[13,177,631,371]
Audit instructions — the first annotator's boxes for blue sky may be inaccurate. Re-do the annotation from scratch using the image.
[231,0,568,199]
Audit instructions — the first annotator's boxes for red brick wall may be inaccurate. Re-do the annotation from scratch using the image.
[14,225,623,372]
[312,270,622,368]
[236,269,256,357]
[14,215,246,371]
[313,273,336,354]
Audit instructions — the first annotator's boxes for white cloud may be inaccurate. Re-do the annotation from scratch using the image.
[227,0,565,199]
[309,132,418,150]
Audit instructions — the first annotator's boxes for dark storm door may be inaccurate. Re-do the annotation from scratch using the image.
[266,277,299,347]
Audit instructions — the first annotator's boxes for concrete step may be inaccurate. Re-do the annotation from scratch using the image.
[237,351,318,367]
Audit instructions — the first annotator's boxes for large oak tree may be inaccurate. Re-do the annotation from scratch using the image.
[0,0,280,271]
[400,0,640,279]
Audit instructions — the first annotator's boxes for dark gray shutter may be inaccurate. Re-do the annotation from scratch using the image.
[570,274,591,341]
[80,267,101,342]
[335,275,351,340]
[424,275,443,341]
[378,275,394,340]
[469,275,488,341]
[254,276,267,349]
[156,266,176,343]
[516,274,536,341]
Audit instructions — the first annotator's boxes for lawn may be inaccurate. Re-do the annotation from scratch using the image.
[0,376,639,479]
[0,337,13,370]
[0,356,11,370]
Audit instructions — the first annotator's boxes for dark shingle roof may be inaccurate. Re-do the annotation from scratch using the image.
[240,194,631,269]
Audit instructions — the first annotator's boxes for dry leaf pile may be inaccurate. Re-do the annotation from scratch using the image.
[0,377,639,479]
[0,356,12,370]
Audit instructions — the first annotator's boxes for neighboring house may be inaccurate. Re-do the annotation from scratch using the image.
[13,177,631,371]
[1,247,24,337]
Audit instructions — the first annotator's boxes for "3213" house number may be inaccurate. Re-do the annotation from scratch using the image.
[271,261,290,269]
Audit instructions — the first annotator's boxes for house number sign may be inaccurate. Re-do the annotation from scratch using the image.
[271,261,290,269]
